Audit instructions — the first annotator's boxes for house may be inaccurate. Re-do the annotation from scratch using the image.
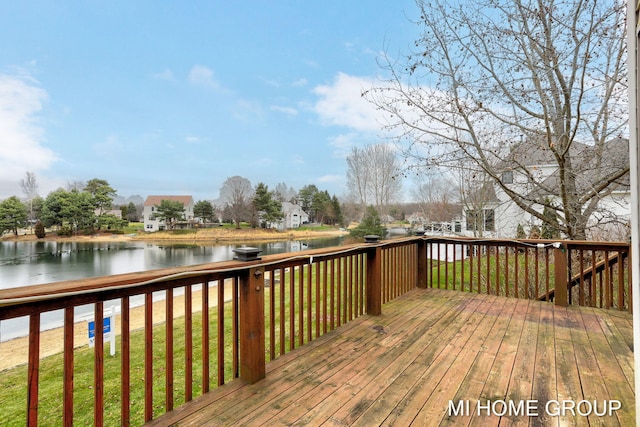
[279,202,309,229]
[143,195,195,232]
[461,138,630,239]
[407,212,427,228]
[94,209,122,219]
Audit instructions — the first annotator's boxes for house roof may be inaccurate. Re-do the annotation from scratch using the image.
[144,195,194,207]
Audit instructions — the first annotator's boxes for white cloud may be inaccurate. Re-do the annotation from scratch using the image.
[292,78,308,88]
[184,135,201,144]
[317,174,343,184]
[0,73,57,197]
[270,105,298,116]
[328,133,361,158]
[189,65,222,90]
[312,73,383,133]
[153,68,175,81]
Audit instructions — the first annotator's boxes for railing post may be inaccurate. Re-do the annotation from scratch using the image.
[366,246,382,315]
[417,239,427,289]
[554,244,568,307]
[238,267,266,384]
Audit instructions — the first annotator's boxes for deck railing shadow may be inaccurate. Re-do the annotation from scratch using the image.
[0,236,630,425]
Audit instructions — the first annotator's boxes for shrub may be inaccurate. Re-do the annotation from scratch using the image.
[34,221,46,238]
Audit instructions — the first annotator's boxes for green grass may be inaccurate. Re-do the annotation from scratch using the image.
[0,302,237,427]
[122,222,144,234]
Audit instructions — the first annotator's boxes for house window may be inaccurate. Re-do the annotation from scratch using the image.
[454,221,462,233]
[466,209,495,232]
[502,171,513,184]
[484,209,495,231]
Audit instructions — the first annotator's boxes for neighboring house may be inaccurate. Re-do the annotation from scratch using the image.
[143,195,195,232]
[278,202,309,230]
[407,213,427,228]
[94,209,122,218]
[461,138,631,239]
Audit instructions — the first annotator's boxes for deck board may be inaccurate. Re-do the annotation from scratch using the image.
[147,288,635,426]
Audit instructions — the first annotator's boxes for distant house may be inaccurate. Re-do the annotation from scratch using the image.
[143,195,195,232]
[407,213,427,228]
[94,209,122,219]
[279,202,309,229]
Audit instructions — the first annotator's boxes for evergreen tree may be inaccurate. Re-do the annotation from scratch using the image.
[0,196,28,236]
[194,200,215,222]
[154,200,185,230]
[349,206,386,240]
[253,183,283,228]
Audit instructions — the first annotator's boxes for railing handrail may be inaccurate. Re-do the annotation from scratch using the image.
[0,239,411,313]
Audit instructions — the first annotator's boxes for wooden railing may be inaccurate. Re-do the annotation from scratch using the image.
[423,236,631,311]
[0,238,421,426]
[0,236,630,426]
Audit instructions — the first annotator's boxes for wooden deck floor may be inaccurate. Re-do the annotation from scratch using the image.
[148,288,635,426]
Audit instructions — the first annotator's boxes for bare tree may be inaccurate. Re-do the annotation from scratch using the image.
[19,171,38,229]
[411,170,458,223]
[346,143,403,217]
[219,176,253,228]
[274,182,297,203]
[365,0,628,240]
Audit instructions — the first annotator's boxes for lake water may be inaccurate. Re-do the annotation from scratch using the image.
[0,237,343,341]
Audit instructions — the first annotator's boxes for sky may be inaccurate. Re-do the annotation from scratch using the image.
[0,1,421,202]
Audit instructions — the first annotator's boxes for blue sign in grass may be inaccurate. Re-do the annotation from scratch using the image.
[88,317,111,347]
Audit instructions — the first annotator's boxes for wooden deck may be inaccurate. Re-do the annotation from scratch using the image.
[148,288,635,426]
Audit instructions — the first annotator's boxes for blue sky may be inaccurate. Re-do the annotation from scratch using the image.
[0,1,419,202]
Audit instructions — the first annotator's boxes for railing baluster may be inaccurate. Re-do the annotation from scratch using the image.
[513,246,520,298]
[232,276,239,379]
[495,245,500,295]
[279,268,285,355]
[290,266,296,351]
[202,281,210,394]
[322,261,328,335]
[94,302,104,427]
[505,245,509,298]
[27,314,40,427]
[534,248,540,299]
[604,251,611,309]
[618,250,625,310]
[63,307,74,426]
[185,285,193,402]
[144,292,153,422]
[218,279,225,385]
[578,249,585,306]
[298,265,304,347]
[166,288,174,411]
[269,271,276,361]
[315,262,321,338]
[121,296,130,425]
[307,263,312,342]
[336,257,342,327]
[544,247,550,300]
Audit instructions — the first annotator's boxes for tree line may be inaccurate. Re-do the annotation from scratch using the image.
[0,172,348,236]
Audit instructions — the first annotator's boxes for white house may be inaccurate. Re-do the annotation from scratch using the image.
[143,195,195,232]
[461,138,630,239]
[279,202,309,229]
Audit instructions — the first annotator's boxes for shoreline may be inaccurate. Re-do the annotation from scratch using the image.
[1,227,348,244]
